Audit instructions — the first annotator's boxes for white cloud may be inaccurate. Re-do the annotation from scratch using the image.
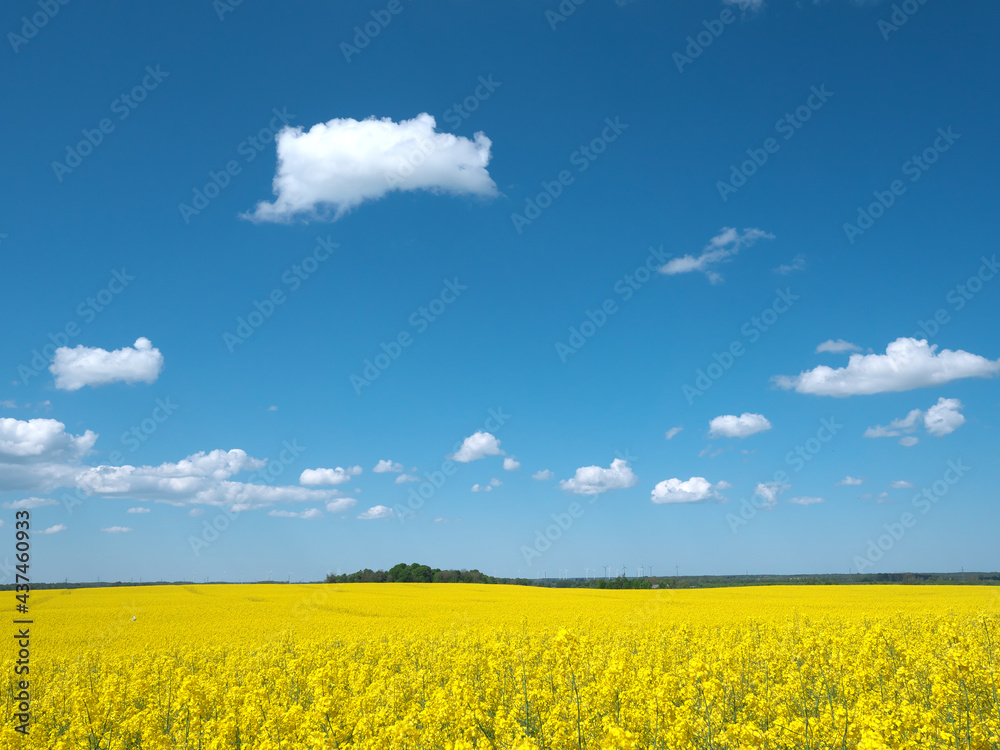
[394,473,419,483]
[268,508,322,519]
[774,338,1000,396]
[708,413,772,439]
[2,496,59,509]
[74,448,355,513]
[773,254,805,274]
[560,458,637,495]
[299,465,362,486]
[0,400,16,409]
[0,418,97,462]
[789,496,824,505]
[835,476,864,486]
[665,426,683,440]
[50,337,163,391]
[0,417,98,493]
[924,397,965,437]
[40,523,67,534]
[357,505,394,520]
[754,482,790,510]
[188,508,204,517]
[101,526,132,533]
[864,397,965,444]
[816,339,861,354]
[267,405,278,411]
[450,431,504,463]
[126,506,150,514]
[532,469,554,481]
[659,227,773,284]
[372,459,404,473]
[651,476,727,504]
[247,113,497,222]
[503,456,520,471]
[724,0,764,10]
[889,480,915,489]
[863,408,922,438]
[472,478,503,493]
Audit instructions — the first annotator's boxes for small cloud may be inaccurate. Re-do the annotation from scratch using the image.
[836,476,864,486]
[789,496,824,505]
[267,405,278,411]
[503,456,521,471]
[865,398,964,444]
[2,497,59,510]
[773,254,805,275]
[472,478,502,493]
[101,526,132,533]
[889,480,914,489]
[659,227,773,284]
[395,473,419,483]
[50,337,164,391]
[373,459,404,473]
[0,399,16,409]
[560,458,637,495]
[188,508,205,517]
[708,412,772,439]
[754,482,790,510]
[300,465,362,486]
[357,505,394,520]
[268,508,323,519]
[40,523,67,534]
[532,469,554,481]
[665,426,683,440]
[450,431,504,463]
[651,476,728,504]
[126,507,151,514]
[815,339,861,354]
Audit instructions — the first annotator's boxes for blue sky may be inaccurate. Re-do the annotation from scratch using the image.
[1,0,998,583]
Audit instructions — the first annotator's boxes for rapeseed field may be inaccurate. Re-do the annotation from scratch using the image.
[2,583,998,748]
